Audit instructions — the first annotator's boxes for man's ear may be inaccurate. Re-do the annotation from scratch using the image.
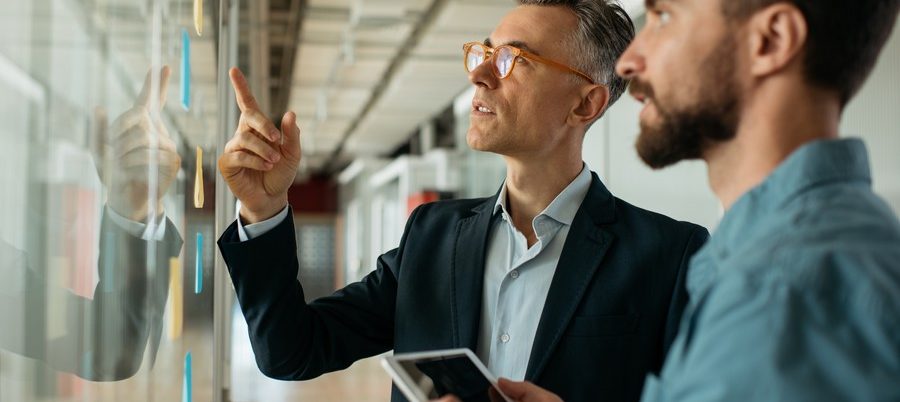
[746,3,808,78]
[569,84,610,127]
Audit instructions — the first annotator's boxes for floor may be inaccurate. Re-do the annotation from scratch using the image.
[0,305,392,402]
[228,305,393,402]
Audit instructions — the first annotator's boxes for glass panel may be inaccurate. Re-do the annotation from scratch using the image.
[0,0,223,400]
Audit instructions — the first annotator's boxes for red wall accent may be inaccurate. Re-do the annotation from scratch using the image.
[288,175,338,214]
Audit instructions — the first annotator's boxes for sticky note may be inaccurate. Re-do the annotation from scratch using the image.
[194,0,204,36]
[194,146,204,208]
[183,352,192,402]
[167,257,183,340]
[181,29,191,110]
[195,232,203,294]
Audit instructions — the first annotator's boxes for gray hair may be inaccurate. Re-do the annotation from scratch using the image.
[518,0,635,111]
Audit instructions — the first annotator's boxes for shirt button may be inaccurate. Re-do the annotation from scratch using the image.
[500,333,510,343]
[510,270,519,279]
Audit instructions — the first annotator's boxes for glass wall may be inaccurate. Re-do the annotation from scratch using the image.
[0,0,226,400]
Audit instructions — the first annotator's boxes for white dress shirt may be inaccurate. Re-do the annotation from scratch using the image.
[475,163,592,380]
[106,207,167,241]
[235,199,290,241]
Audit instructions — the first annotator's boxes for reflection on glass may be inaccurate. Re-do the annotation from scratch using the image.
[0,66,184,381]
[0,0,220,400]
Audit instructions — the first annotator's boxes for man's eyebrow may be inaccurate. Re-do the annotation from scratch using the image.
[483,38,541,56]
[646,0,677,7]
[505,41,540,56]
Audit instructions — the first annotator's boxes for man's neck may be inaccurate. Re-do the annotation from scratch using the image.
[706,82,842,210]
[502,151,584,245]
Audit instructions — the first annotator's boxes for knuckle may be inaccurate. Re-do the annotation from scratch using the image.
[236,129,252,142]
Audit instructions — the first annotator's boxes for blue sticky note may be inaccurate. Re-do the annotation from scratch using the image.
[181,28,191,110]
[183,352,192,402]
[195,232,203,294]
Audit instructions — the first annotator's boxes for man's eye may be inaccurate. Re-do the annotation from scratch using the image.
[657,10,671,25]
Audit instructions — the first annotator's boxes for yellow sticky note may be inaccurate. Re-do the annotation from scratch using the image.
[194,0,203,36]
[167,257,183,340]
[194,146,204,208]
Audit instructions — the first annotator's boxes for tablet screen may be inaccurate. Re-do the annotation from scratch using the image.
[395,352,505,402]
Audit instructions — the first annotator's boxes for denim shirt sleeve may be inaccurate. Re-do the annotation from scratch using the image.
[641,268,900,402]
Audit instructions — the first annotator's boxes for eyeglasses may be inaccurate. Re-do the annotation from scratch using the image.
[463,41,596,84]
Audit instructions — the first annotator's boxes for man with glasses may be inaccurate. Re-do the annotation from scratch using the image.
[451,0,900,401]
[216,1,708,401]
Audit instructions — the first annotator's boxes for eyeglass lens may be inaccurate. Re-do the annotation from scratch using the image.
[466,44,516,79]
[466,45,485,73]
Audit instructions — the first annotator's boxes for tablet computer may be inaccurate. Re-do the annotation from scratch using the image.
[380,348,512,402]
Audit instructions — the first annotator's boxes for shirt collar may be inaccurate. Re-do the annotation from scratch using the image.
[725,138,870,225]
[759,138,871,208]
[687,138,872,296]
[493,162,593,226]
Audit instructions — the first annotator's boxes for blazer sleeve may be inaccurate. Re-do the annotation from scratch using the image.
[218,206,422,381]
[0,210,183,381]
[660,225,709,369]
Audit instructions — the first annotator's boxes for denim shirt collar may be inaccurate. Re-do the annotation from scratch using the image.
[687,138,872,296]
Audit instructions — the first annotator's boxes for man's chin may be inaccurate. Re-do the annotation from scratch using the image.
[635,128,686,170]
[466,129,492,152]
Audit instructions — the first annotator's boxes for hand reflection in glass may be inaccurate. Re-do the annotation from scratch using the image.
[101,66,181,222]
[0,67,184,381]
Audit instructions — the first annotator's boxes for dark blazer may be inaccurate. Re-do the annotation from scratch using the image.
[219,173,709,402]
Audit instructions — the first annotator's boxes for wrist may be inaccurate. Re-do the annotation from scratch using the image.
[109,197,164,222]
[240,196,288,224]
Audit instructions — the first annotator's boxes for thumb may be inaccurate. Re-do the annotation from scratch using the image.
[497,378,559,402]
[496,378,529,400]
[280,111,301,157]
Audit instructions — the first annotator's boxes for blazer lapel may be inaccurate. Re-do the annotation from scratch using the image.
[525,173,617,381]
[451,194,498,350]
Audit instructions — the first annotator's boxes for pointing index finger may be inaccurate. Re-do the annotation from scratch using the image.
[135,67,172,109]
[158,65,171,108]
[230,67,260,112]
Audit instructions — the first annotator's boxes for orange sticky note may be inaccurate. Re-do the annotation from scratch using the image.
[194,0,203,36]
[194,146,204,208]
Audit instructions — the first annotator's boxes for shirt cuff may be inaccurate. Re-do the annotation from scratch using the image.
[236,200,290,242]
[106,206,167,241]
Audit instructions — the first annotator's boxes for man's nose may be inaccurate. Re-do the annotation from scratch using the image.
[616,40,645,80]
[468,57,498,90]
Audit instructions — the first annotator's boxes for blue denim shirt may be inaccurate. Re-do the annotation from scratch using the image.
[641,138,900,402]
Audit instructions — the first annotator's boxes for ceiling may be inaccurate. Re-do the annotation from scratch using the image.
[287,0,514,175]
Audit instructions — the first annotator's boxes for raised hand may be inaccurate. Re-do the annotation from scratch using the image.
[218,67,301,223]
[102,66,181,221]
